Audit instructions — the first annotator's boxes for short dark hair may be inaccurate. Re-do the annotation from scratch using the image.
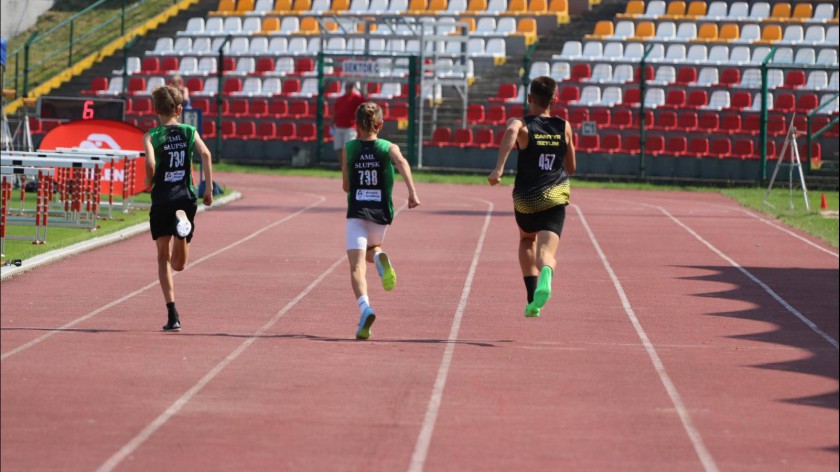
[529,76,557,108]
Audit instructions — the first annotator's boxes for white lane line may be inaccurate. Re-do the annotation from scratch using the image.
[0,195,326,362]
[734,207,839,258]
[573,204,720,472]
[650,204,839,350]
[96,256,345,472]
[408,200,493,472]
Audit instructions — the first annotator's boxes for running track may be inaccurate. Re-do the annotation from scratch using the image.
[1,173,837,471]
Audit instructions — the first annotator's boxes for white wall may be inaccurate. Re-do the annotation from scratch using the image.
[1,0,55,42]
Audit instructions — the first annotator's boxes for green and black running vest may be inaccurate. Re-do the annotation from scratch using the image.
[346,138,395,225]
[513,115,570,214]
[149,123,197,204]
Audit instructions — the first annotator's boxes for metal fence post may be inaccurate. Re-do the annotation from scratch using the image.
[638,44,653,179]
[315,51,325,164]
[215,34,232,163]
[69,20,74,67]
[759,47,776,184]
[22,32,38,98]
[407,55,418,167]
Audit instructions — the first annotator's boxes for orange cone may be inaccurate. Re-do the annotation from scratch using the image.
[820,193,828,210]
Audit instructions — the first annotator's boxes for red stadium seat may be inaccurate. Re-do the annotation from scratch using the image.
[774,93,796,112]
[677,111,698,131]
[686,90,708,109]
[187,77,203,93]
[268,98,288,118]
[281,79,301,96]
[256,58,275,75]
[622,89,641,107]
[666,136,687,156]
[768,114,787,136]
[796,93,818,113]
[390,103,408,120]
[728,91,752,111]
[663,89,686,109]
[221,121,236,138]
[591,108,611,127]
[467,104,485,124]
[223,78,242,95]
[719,68,740,87]
[277,122,297,141]
[571,64,591,82]
[192,98,210,114]
[611,109,632,129]
[783,70,806,89]
[632,65,655,83]
[236,121,256,139]
[570,108,589,123]
[686,137,709,158]
[638,110,654,128]
[251,99,269,117]
[551,106,568,120]
[474,128,495,149]
[557,86,580,105]
[654,110,677,130]
[486,105,507,125]
[28,117,42,135]
[489,83,517,102]
[141,57,160,75]
[366,83,381,95]
[132,97,152,115]
[229,99,249,117]
[452,128,474,148]
[799,142,821,168]
[710,138,731,158]
[675,67,697,85]
[298,123,317,142]
[256,122,276,140]
[288,100,310,118]
[733,139,755,159]
[82,77,108,96]
[645,135,665,155]
[295,58,315,75]
[127,77,146,95]
[425,127,451,147]
[698,112,720,132]
[602,133,621,153]
[720,113,742,134]
[812,116,839,137]
[621,134,640,155]
[742,114,759,135]
[161,57,179,73]
[578,135,599,152]
[222,57,236,72]
[764,140,777,160]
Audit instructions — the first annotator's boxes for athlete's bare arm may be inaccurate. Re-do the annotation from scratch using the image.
[488,118,528,186]
[193,134,214,206]
[142,133,155,190]
[389,144,420,208]
[564,120,576,176]
[341,153,350,193]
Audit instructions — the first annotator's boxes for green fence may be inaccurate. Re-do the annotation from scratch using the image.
[3,0,177,100]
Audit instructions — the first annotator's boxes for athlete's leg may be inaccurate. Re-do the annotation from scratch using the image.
[518,228,538,277]
[535,230,560,271]
[347,249,368,299]
[170,237,190,272]
[156,236,175,303]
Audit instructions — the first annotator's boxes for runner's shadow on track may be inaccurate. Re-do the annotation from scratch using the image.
[179,332,509,348]
[421,210,515,217]
[1,327,128,334]
[679,265,839,411]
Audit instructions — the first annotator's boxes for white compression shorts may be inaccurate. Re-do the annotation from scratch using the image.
[346,218,388,251]
[333,127,358,151]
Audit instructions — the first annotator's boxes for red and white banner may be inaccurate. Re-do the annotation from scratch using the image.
[39,120,146,195]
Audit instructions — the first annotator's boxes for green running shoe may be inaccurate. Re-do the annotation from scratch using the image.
[376,252,397,291]
[524,302,541,318]
[532,266,553,309]
[355,307,376,340]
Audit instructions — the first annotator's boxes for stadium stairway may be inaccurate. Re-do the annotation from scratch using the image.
[47,0,217,99]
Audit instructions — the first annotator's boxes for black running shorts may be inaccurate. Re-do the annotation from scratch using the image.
[150,200,198,243]
[514,203,567,236]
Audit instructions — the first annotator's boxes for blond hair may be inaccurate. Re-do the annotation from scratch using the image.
[152,85,183,117]
[355,102,383,133]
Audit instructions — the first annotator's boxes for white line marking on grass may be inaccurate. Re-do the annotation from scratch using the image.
[0,195,326,362]
[96,256,345,472]
[408,200,493,472]
[650,205,839,350]
[573,204,720,472]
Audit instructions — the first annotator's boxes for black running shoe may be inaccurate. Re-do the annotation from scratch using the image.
[162,319,181,332]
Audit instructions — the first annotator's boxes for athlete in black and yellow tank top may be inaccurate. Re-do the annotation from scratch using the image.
[488,76,577,319]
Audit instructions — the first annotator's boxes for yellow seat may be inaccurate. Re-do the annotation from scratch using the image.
[459,17,476,32]
[771,2,791,20]
[661,1,686,20]
[616,0,644,19]
[428,0,447,12]
[528,0,548,13]
[299,16,319,33]
[274,0,293,12]
[584,20,614,39]
[210,0,236,15]
[685,1,706,19]
[355,22,376,32]
[330,0,349,12]
[755,24,782,44]
[629,21,655,41]
[548,0,569,23]
[518,18,538,44]
[260,17,280,34]
[694,23,718,42]
[408,0,428,12]
[716,23,739,42]
[236,0,255,12]
[466,0,486,12]
[507,0,527,15]
[789,3,812,22]
[293,0,312,12]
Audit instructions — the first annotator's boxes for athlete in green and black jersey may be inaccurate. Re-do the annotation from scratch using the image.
[488,76,577,318]
[143,85,214,332]
[342,102,420,340]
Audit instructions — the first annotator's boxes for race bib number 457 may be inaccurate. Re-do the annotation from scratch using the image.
[356,189,382,202]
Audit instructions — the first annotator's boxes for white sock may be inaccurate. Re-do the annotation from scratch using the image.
[357,295,370,315]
